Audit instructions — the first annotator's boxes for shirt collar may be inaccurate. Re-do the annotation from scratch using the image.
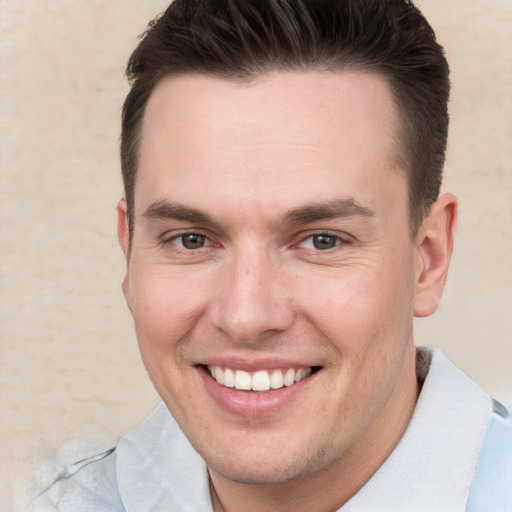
[116,403,212,511]
[341,347,492,511]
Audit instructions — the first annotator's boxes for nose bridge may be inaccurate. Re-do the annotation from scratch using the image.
[211,243,293,343]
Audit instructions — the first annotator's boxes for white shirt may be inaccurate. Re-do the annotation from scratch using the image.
[33,348,512,511]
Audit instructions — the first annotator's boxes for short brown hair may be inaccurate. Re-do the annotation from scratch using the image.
[121,0,450,237]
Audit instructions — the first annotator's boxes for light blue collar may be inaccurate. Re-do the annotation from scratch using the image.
[340,347,492,512]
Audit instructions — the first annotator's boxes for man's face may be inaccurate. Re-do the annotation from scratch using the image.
[120,71,422,485]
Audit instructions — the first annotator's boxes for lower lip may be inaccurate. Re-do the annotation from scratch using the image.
[198,367,316,419]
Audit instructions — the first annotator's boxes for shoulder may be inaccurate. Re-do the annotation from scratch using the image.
[31,447,124,512]
[419,348,512,510]
[466,400,512,511]
[30,403,211,512]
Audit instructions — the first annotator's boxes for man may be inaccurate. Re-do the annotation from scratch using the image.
[35,0,512,510]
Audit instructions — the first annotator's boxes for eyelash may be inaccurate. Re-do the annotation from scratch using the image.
[162,230,351,253]
[297,231,351,252]
[163,231,213,251]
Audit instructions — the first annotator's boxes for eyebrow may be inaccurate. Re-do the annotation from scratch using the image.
[280,198,375,225]
[143,197,375,227]
[143,201,216,225]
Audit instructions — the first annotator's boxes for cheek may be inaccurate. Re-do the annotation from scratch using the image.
[127,267,208,354]
[296,259,415,353]
[126,268,208,409]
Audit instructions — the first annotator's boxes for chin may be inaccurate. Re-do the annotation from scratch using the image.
[211,462,304,485]
[205,442,331,485]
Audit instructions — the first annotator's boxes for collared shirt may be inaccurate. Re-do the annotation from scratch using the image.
[33,348,512,511]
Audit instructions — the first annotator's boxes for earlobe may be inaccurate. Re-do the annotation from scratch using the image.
[117,199,131,260]
[414,193,458,317]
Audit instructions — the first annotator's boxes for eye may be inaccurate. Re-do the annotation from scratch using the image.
[299,233,343,250]
[172,232,209,250]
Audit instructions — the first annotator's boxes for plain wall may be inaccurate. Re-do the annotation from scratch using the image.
[1,0,511,509]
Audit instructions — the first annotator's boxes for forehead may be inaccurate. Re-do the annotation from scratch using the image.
[136,71,405,219]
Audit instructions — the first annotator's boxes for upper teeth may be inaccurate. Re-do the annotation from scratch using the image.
[207,366,312,391]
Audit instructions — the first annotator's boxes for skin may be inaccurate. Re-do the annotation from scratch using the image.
[118,71,457,512]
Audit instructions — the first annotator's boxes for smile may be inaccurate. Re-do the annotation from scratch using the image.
[206,366,314,391]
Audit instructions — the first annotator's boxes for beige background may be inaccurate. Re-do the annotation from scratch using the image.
[1,0,511,509]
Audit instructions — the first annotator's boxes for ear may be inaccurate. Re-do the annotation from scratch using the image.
[117,199,131,260]
[117,199,133,306]
[414,193,458,317]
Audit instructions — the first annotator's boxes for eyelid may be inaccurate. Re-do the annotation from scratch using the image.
[295,230,352,250]
[162,229,214,249]
[160,228,352,252]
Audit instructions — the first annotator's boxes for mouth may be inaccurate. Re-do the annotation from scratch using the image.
[204,365,321,392]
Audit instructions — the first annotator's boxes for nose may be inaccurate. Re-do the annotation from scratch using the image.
[209,249,295,344]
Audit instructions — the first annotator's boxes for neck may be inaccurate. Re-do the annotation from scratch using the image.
[209,345,420,512]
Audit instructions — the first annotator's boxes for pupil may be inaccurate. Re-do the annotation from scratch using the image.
[182,234,205,249]
[313,234,336,250]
